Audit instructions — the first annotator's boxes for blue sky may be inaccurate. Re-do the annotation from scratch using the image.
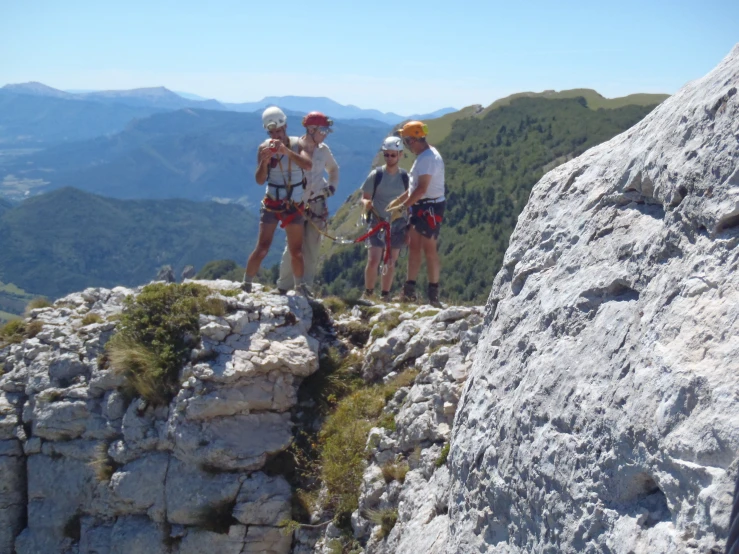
[1,0,737,114]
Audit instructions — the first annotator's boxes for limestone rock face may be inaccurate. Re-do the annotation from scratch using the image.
[0,282,316,553]
[449,45,739,552]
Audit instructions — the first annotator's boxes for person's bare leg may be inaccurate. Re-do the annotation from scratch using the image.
[406,227,423,281]
[365,247,383,291]
[380,248,401,293]
[284,222,305,280]
[246,222,278,277]
[422,236,440,283]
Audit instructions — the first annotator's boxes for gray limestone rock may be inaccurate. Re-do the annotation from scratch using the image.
[233,472,292,526]
[449,44,739,553]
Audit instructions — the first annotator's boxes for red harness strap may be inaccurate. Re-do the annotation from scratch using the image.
[353,220,392,265]
[262,197,304,228]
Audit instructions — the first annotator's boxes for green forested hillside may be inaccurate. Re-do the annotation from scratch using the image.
[318,97,659,303]
[0,187,282,298]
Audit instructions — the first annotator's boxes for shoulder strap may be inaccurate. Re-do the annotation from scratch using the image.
[399,169,409,190]
[372,168,384,200]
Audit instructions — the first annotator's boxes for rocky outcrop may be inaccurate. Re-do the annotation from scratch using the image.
[0,281,316,553]
[448,45,739,552]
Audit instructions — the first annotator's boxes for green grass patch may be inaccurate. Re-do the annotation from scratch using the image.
[319,368,419,519]
[370,311,403,339]
[219,288,241,297]
[106,283,224,405]
[415,309,439,319]
[0,318,44,346]
[435,442,450,467]
[323,296,349,316]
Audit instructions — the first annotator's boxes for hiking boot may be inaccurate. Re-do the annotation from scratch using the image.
[427,284,441,308]
[240,280,253,293]
[360,289,375,302]
[395,281,417,303]
[272,288,289,296]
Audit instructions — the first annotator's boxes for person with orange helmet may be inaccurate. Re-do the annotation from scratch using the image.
[274,111,339,294]
[392,120,446,307]
[241,106,313,295]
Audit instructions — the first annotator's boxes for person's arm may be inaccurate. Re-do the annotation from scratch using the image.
[255,145,272,184]
[403,174,431,207]
[325,149,340,195]
[279,141,312,171]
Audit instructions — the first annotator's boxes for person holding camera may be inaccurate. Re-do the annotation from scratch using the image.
[242,106,313,295]
[275,111,339,294]
[359,136,410,300]
[393,120,446,307]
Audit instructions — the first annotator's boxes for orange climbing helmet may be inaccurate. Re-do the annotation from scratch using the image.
[397,120,428,139]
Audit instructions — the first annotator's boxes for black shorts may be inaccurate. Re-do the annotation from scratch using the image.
[410,200,445,239]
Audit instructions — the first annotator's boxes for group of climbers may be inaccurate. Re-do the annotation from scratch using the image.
[242,107,445,307]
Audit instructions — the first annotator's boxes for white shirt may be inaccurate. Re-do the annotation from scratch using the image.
[409,146,445,200]
[303,143,340,201]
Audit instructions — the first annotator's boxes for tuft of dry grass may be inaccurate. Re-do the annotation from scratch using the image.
[25,297,52,314]
[108,338,166,404]
[380,459,409,484]
[81,313,103,326]
[365,507,398,539]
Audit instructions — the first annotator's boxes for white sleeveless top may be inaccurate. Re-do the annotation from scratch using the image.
[265,136,306,202]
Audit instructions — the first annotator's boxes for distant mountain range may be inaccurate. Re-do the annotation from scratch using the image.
[0,108,390,212]
[0,187,283,299]
[1,82,455,126]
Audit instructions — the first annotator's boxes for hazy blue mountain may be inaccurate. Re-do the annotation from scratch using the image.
[0,90,163,146]
[224,96,409,124]
[0,187,282,299]
[79,87,227,111]
[2,82,76,99]
[0,108,391,211]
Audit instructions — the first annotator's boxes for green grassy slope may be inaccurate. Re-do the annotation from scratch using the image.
[317,96,660,303]
[0,187,283,298]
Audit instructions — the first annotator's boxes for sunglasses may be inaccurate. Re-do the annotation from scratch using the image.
[383,152,398,158]
[317,126,333,134]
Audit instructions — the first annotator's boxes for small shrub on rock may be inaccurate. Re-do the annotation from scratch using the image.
[436,442,450,467]
[107,283,222,405]
[380,459,409,484]
[0,318,44,346]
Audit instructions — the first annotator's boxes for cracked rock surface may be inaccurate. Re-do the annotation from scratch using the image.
[448,45,739,553]
[0,280,316,553]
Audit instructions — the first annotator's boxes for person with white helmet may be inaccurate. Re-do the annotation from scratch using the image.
[275,111,340,294]
[242,106,313,295]
[392,120,445,307]
[359,135,410,300]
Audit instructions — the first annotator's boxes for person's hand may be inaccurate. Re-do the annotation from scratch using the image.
[362,198,373,210]
[275,140,290,155]
[258,145,274,164]
[327,185,336,197]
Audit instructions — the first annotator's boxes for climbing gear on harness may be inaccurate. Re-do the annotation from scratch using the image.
[398,121,428,139]
[413,200,443,229]
[263,107,287,130]
[262,197,304,228]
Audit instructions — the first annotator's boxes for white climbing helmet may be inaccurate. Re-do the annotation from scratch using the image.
[381,136,403,151]
[262,106,287,130]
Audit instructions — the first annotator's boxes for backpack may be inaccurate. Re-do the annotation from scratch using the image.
[371,167,409,200]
